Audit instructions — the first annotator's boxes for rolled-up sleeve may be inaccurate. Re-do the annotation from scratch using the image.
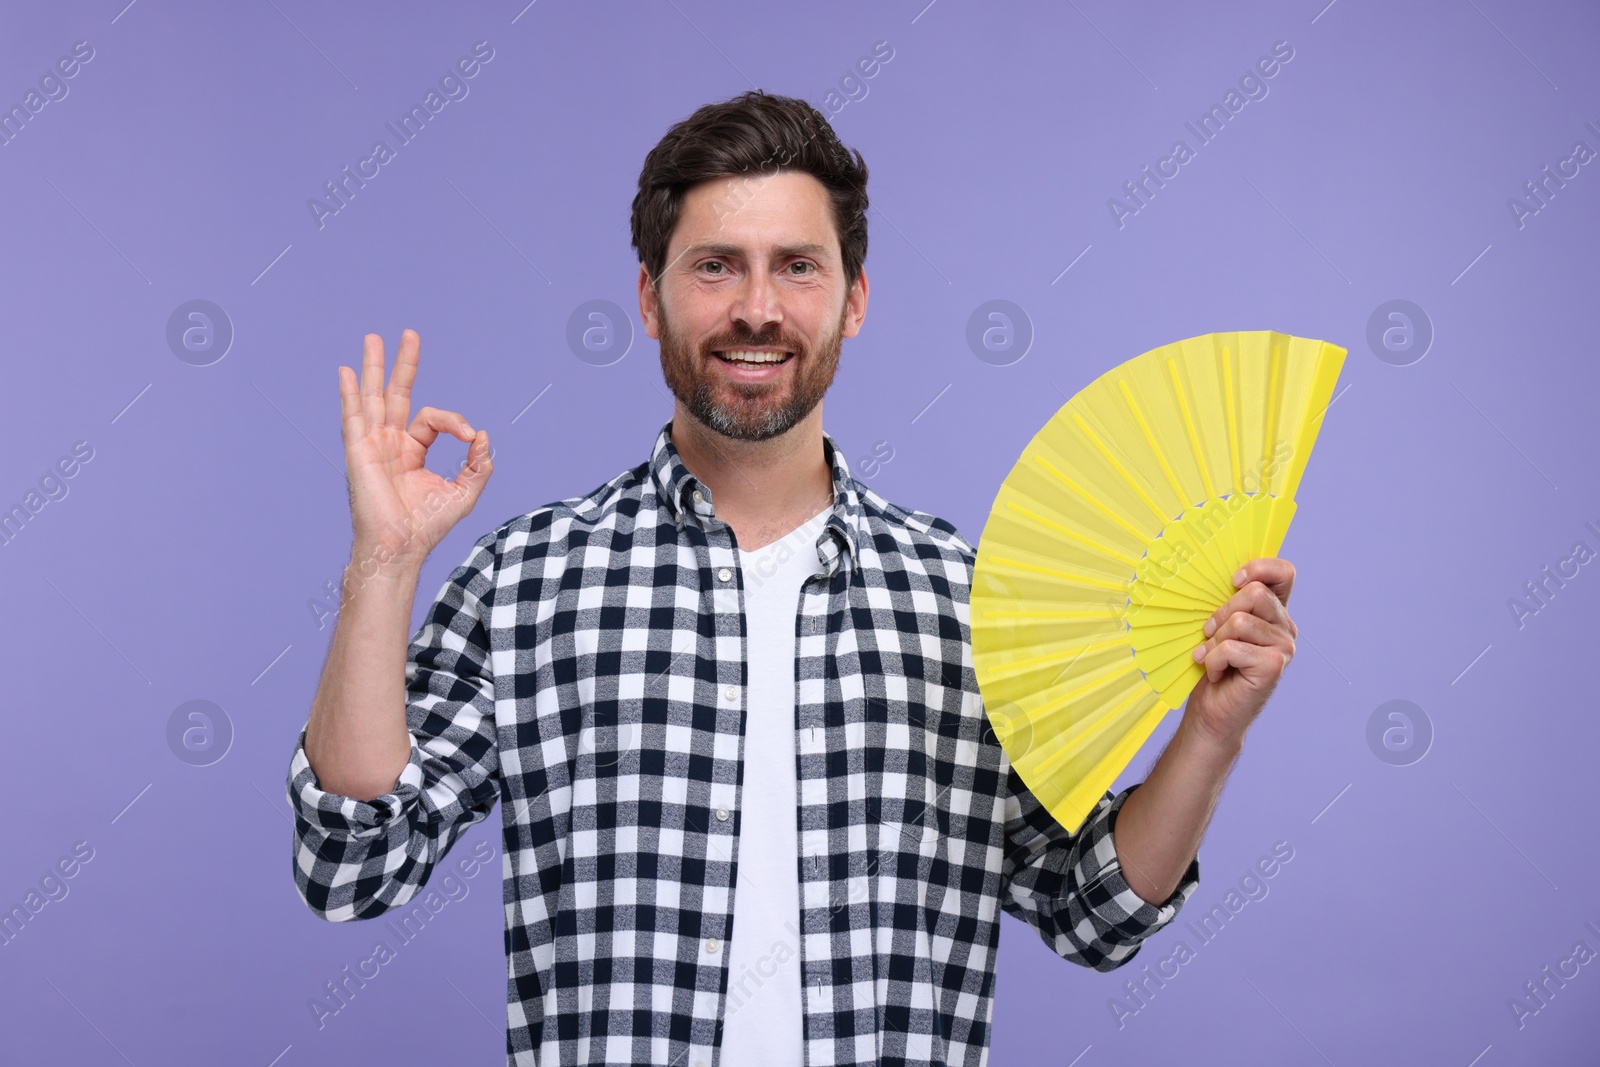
[286,533,503,922]
[1000,772,1199,971]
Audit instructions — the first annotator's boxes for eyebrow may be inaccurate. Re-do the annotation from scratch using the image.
[680,241,830,261]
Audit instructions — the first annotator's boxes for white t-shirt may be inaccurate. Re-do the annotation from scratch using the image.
[718,505,830,1066]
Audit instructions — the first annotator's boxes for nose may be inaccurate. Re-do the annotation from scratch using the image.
[730,269,782,338]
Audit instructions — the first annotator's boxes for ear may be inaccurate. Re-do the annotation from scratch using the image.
[841,267,869,339]
[638,263,661,339]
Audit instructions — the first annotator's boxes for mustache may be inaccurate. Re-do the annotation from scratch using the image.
[702,332,799,352]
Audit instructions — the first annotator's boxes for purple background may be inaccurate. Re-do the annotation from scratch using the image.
[3,0,1597,1063]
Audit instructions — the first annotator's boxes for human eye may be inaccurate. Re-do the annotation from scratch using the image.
[698,259,729,276]
[787,260,816,276]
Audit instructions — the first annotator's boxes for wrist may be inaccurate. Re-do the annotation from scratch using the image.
[344,545,424,590]
[1179,711,1247,763]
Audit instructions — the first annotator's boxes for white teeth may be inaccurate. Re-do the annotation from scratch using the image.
[718,350,788,364]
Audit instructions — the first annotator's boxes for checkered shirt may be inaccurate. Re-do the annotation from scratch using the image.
[286,420,1200,1067]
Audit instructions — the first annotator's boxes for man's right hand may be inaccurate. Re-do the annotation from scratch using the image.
[339,328,492,571]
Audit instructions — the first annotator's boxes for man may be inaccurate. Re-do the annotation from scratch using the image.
[287,90,1299,1066]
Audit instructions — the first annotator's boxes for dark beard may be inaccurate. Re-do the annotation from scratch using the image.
[657,297,846,442]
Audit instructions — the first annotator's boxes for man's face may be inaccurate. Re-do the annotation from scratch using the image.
[640,169,867,442]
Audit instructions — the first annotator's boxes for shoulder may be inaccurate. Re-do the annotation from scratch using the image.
[465,459,657,572]
[852,480,976,584]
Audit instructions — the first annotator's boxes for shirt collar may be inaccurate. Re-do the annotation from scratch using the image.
[647,419,864,570]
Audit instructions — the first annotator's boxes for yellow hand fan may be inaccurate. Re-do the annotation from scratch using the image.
[971,330,1345,835]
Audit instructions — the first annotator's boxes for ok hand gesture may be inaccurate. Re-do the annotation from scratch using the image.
[339,329,492,570]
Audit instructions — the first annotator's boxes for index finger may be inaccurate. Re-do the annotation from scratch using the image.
[1205,577,1291,640]
[1232,556,1295,606]
[385,328,421,430]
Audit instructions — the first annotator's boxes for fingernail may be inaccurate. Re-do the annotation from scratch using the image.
[1203,618,1215,636]
[1233,568,1246,585]
[1192,644,1205,662]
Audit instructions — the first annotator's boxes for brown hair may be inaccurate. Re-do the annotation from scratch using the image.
[630,90,870,293]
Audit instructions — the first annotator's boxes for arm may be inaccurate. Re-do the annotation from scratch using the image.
[302,554,422,801]
[286,329,501,921]
[1112,557,1299,905]
[301,329,493,797]
[1107,715,1239,906]
[999,771,1200,972]
[287,533,503,921]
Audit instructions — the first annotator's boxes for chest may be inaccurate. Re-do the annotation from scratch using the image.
[485,528,995,847]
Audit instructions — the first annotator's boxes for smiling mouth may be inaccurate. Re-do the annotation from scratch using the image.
[713,350,793,367]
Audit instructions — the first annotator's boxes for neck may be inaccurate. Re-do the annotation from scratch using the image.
[669,402,835,551]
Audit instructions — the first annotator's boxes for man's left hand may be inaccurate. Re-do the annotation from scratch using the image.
[1185,556,1298,749]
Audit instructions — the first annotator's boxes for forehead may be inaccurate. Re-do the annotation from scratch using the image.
[672,169,838,256]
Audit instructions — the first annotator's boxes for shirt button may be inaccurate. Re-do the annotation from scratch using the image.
[705,938,720,954]
[715,807,729,822]
[723,685,738,701]
[717,567,732,582]
[692,489,704,505]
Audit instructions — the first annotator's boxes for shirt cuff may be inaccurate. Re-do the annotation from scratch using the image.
[285,726,426,841]
[1071,783,1201,937]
